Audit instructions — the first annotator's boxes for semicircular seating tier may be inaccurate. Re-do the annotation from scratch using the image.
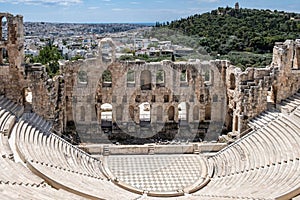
[0,94,300,199]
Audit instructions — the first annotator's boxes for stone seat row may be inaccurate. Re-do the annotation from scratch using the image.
[28,159,140,199]
[212,112,300,177]
[0,108,47,188]
[12,117,154,199]
[21,113,52,134]
[14,120,105,180]
[0,96,24,118]
[194,159,300,199]
[0,103,105,199]
[279,92,300,113]
[202,108,300,199]
[248,110,280,129]
[0,184,83,200]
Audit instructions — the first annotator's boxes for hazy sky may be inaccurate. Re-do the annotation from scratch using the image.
[1,0,300,23]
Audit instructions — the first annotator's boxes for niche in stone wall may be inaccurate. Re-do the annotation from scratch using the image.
[156,70,165,87]
[78,71,88,85]
[140,70,152,90]
[156,106,163,122]
[205,103,211,121]
[102,70,112,87]
[116,105,123,121]
[0,48,8,65]
[229,73,236,90]
[168,106,175,121]
[193,105,199,121]
[80,106,85,121]
[127,70,135,87]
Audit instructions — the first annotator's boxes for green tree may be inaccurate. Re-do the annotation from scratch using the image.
[35,44,63,77]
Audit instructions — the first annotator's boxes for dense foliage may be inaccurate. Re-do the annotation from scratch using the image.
[168,7,300,54]
[26,42,63,77]
[153,7,300,69]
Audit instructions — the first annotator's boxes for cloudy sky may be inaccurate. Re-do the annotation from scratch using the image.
[1,0,300,23]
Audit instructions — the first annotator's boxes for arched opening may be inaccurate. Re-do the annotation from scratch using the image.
[180,69,187,82]
[193,106,200,121]
[140,70,152,90]
[229,73,236,90]
[101,103,112,122]
[213,94,218,102]
[226,108,233,132]
[205,104,211,121]
[101,42,113,64]
[267,86,276,104]
[102,70,112,87]
[127,70,135,87]
[0,48,8,65]
[116,105,123,121]
[1,16,7,41]
[178,102,187,121]
[267,86,277,109]
[23,87,33,113]
[156,106,163,122]
[139,102,151,123]
[78,71,88,85]
[204,70,210,82]
[80,106,85,121]
[156,70,165,87]
[168,106,175,121]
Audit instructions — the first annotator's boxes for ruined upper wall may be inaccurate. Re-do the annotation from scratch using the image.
[226,39,300,133]
[0,13,25,103]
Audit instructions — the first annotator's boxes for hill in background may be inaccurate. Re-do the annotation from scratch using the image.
[153,6,300,69]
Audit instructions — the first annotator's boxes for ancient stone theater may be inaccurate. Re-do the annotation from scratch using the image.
[0,13,300,199]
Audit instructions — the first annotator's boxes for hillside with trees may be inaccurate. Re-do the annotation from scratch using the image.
[157,7,300,69]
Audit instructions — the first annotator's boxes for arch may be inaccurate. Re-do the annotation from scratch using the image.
[127,70,135,83]
[180,69,187,82]
[102,70,112,87]
[0,47,8,65]
[178,102,187,121]
[24,87,32,104]
[267,86,276,104]
[78,71,88,84]
[99,38,115,64]
[139,102,151,122]
[204,70,210,82]
[229,73,236,90]
[80,106,85,121]
[100,103,112,121]
[1,16,7,41]
[193,105,200,121]
[168,106,175,121]
[140,70,152,90]
[116,105,123,121]
[156,106,163,122]
[23,87,33,112]
[213,94,218,102]
[156,70,165,87]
